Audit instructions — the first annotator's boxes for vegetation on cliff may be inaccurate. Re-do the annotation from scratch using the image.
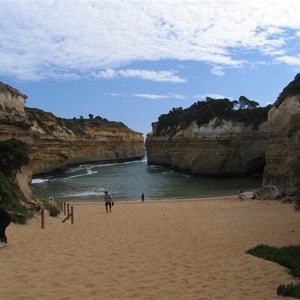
[0,139,32,223]
[154,96,271,136]
[276,73,300,108]
[26,107,132,135]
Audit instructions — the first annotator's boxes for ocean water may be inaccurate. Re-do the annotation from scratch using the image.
[30,158,262,203]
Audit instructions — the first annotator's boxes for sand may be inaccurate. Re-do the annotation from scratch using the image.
[1,196,299,300]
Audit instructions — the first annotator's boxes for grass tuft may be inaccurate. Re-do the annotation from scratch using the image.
[247,244,300,298]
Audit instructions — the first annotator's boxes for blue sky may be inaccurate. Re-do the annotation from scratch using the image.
[0,0,300,136]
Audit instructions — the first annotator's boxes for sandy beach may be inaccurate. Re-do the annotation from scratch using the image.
[1,196,299,300]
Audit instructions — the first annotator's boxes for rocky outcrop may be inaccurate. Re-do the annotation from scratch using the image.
[263,75,300,188]
[0,81,145,201]
[146,75,300,191]
[26,108,145,175]
[239,185,282,201]
[0,83,35,201]
[0,82,32,144]
[146,119,267,175]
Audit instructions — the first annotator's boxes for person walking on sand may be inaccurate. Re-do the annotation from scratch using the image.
[0,206,12,248]
[104,191,114,213]
[141,193,145,202]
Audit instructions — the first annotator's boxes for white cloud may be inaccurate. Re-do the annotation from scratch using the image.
[92,69,186,82]
[0,0,300,80]
[275,55,300,66]
[104,93,123,97]
[134,94,169,100]
[194,94,231,100]
[211,66,225,77]
[134,93,185,100]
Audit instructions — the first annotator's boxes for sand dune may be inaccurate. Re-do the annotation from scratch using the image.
[1,196,299,300]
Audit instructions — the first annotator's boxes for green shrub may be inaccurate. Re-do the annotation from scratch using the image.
[0,173,32,224]
[0,138,29,176]
[154,97,271,136]
[247,244,300,298]
[276,73,300,108]
[277,283,300,299]
[0,139,34,224]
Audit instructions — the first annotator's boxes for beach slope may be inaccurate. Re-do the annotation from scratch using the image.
[1,196,299,300]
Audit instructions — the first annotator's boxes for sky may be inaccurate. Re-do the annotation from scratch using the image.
[0,0,300,137]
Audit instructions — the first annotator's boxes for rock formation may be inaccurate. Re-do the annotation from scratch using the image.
[0,82,32,144]
[0,83,34,200]
[146,76,300,192]
[146,119,267,175]
[263,74,300,188]
[0,82,145,201]
[26,108,145,175]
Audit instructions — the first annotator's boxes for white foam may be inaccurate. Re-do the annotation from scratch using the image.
[31,178,48,184]
[62,191,101,197]
[67,170,98,179]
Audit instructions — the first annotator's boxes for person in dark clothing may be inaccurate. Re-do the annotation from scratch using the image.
[141,193,145,202]
[0,207,12,248]
[103,191,113,213]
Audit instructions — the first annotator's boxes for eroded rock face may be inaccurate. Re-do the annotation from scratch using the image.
[263,95,300,188]
[0,82,145,200]
[0,82,32,143]
[26,108,145,175]
[0,82,27,120]
[0,82,34,199]
[146,119,267,175]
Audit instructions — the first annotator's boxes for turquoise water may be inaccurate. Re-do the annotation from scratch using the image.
[30,158,262,202]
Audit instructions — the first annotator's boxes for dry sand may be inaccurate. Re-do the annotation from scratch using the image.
[1,196,299,300]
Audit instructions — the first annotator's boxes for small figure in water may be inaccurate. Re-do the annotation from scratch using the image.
[141,193,145,202]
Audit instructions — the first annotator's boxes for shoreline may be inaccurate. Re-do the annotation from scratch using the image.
[63,194,240,204]
[1,196,299,300]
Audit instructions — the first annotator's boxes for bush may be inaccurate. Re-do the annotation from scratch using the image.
[154,97,271,136]
[276,73,300,108]
[0,173,32,224]
[247,244,300,298]
[0,139,29,176]
[277,283,300,299]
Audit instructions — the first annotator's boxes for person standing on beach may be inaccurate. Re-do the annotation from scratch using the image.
[0,206,12,248]
[141,193,145,202]
[104,191,113,213]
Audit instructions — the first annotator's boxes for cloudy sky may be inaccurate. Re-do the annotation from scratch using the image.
[0,0,299,136]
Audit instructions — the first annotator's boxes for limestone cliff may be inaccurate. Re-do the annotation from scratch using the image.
[146,77,300,190]
[0,82,35,201]
[26,108,145,175]
[0,81,145,202]
[146,119,267,175]
[263,74,300,188]
[0,82,32,144]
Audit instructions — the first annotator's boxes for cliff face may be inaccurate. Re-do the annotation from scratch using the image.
[146,119,267,175]
[0,83,34,199]
[0,82,32,144]
[263,94,300,188]
[26,108,145,175]
[0,82,145,201]
[146,75,300,190]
